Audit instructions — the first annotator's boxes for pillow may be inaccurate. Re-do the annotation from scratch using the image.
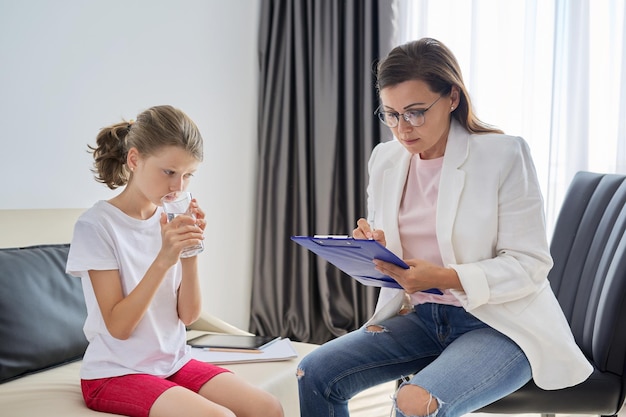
[0,244,88,383]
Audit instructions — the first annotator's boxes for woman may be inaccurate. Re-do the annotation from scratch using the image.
[66,105,283,417]
[297,38,592,417]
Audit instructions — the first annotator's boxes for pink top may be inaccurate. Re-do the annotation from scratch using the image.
[398,155,461,307]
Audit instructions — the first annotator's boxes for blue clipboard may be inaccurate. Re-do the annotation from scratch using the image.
[291,235,442,294]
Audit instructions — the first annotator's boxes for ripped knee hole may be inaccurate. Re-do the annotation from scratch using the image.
[365,324,386,333]
[396,384,440,415]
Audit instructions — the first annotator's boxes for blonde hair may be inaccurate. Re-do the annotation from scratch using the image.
[89,105,203,189]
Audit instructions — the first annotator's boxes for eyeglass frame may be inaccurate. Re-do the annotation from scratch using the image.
[374,95,444,128]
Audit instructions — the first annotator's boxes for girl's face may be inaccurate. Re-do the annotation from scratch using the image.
[129,145,200,207]
[379,79,458,159]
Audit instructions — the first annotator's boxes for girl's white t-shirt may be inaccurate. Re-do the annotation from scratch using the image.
[66,200,191,380]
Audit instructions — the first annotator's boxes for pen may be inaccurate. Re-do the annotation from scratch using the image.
[367,212,376,239]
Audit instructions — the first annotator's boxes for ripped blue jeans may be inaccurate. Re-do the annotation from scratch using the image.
[297,303,531,417]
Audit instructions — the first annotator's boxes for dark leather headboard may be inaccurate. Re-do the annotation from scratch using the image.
[0,244,88,383]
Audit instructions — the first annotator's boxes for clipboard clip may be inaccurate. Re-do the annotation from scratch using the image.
[313,235,349,239]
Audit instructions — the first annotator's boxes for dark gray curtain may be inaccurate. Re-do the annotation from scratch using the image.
[250,0,396,344]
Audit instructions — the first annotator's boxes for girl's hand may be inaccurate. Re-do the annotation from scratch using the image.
[158,212,204,265]
[188,198,207,232]
[353,217,386,246]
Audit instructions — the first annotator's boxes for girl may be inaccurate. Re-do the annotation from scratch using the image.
[67,105,283,417]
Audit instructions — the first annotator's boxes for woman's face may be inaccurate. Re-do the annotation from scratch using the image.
[379,79,457,159]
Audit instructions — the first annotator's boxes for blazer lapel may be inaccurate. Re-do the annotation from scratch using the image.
[436,120,470,264]
[381,152,411,256]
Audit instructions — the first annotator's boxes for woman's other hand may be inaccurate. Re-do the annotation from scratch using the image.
[373,258,461,294]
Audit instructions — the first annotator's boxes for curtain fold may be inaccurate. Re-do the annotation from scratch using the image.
[546,0,591,225]
[251,0,395,344]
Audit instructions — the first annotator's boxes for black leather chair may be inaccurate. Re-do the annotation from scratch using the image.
[478,171,626,416]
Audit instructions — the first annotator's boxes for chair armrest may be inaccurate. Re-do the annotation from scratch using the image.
[187,310,253,336]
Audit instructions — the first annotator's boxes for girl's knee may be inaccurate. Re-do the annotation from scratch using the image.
[395,384,440,417]
[237,391,283,417]
[261,394,284,417]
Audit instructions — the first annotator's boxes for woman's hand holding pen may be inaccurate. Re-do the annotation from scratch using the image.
[353,217,386,247]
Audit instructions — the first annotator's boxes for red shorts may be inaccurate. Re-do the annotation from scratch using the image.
[81,359,230,417]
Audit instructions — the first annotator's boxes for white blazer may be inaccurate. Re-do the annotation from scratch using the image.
[367,120,593,390]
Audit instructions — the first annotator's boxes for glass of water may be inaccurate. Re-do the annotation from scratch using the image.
[160,191,204,258]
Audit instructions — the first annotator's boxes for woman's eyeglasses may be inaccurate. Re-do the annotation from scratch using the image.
[375,95,443,128]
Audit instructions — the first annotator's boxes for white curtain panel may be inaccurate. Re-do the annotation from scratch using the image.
[396,0,626,235]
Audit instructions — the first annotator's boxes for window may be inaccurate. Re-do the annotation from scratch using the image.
[396,0,626,233]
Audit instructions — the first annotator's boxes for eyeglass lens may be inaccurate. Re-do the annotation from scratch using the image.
[376,95,443,128]
[377,111,425,128]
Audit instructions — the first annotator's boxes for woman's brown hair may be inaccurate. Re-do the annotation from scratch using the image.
[376,38,503,135]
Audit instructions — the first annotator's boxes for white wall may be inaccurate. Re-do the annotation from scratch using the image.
[0,0,260,330]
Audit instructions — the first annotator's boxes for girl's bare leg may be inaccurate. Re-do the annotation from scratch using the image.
[150,385,235,417]
[198,372,284,417]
